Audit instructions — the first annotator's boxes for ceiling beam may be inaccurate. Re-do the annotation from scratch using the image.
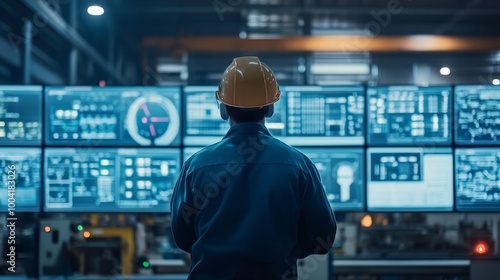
[143,35,500,53]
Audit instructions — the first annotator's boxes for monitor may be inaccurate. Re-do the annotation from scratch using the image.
[45,86,181,146]
[44,148,181,212]
[297,148,365,211]
[455,149,500,211]
[282,86,365,146]
[0,86,42,145]
[455,86,500,145]
[184,86,363,146]
[183,86,288,146]
[0,148,41,212]
[184,86,229,146]
[367,86,452,145]
[367,148,453,211]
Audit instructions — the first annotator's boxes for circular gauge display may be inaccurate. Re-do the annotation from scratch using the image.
[126,95,180,146]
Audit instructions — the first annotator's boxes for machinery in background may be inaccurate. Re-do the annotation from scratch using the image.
[39,215,136,276]
[74,226,134,275]
[35,212,500,279]
[38,219,75,276]
[38,213,188,276]
[352,213,497,259]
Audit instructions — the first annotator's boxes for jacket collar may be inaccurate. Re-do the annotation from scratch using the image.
[223,122,271,139]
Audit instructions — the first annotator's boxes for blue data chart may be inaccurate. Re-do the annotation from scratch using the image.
[368,86,452,145]
[367,148,454,211]
[455,149,500,211]
[297,148,365,211]
[45,87,181,146]
[455,86,500,145]
[184,86,229,145]
[0,148,41,212]
[44,148,181,212]
[283,86,365,146]
[0,86,42,145]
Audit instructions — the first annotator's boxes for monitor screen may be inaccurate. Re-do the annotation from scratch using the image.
[184,86,364,146]
[45,86,181,146]
[183,86,229,145]
[455,86,500,145]
[367,148,453,211]
[0,148,41,212]
[455,149,500,211]
[0,86,42,145]
[282,86,365,146]
[44,148,181,212]
[297,148,365,211]
[367,86,452,145]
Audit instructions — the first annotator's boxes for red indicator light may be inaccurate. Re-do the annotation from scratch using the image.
[474,242,488,255]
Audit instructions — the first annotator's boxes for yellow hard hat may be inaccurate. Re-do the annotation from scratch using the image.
[216,57,281,108]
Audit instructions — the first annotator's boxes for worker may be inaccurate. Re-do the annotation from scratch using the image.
[170,57,337,279]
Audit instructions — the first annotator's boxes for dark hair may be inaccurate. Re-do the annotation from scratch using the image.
[226,105,267,123]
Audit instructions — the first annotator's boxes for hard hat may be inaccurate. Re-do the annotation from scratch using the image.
[216,57,280,120]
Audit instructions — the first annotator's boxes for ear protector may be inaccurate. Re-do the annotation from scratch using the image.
[218,103,274,121]
[220,102,229,120]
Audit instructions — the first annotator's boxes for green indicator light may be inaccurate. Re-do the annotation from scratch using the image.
[77,225,83,231]
[142,261,150,268]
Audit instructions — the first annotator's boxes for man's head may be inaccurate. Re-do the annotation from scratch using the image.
[216,57,280,124]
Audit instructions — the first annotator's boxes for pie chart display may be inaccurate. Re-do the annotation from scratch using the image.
[126,94,180,146]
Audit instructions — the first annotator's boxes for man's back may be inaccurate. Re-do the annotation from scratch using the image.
[171,122,337,280]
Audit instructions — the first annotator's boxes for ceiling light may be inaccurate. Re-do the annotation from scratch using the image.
[87,5,104,16]
[156,64,186,73]
[440,67,451,76]
[311,63,370,75]
[493,78,500,85]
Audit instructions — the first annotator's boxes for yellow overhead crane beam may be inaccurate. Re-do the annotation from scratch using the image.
[143,35,500,53]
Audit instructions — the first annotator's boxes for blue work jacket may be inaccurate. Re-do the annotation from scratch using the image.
[171,122,337,280]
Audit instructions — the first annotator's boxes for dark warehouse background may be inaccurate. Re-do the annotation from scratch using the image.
[1,0,500,86]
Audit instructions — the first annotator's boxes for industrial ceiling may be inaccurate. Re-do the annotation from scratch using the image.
[0,0,499,85]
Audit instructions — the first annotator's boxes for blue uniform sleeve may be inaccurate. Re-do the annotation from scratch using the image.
[170,164,198,253]
[297,162,337,258]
